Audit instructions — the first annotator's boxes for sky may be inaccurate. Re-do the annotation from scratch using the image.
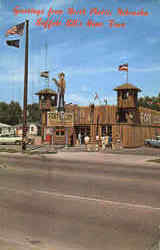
[0,0,160,107]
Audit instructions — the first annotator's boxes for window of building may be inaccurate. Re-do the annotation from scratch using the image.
[122,91,128,99]
[80,111,85,119]
[56,127,65,136]
[102,126,107,136]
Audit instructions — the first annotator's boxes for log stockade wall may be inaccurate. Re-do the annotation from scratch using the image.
[43,103,160,148]
[73,105,117,125]
[113,124,160,148]
[72,105,160,148]
[112,106,160,148]
[37,84,160,147]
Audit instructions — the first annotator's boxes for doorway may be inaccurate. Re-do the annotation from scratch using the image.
[74,126,90,144]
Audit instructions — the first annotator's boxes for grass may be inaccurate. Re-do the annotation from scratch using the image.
[0,148,18,153]
[148,159,160,163]
[24,150,57,155]
[0,148,57,155]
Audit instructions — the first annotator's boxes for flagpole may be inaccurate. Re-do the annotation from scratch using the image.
[127,63,128,83]
[44,41,49,88]
[22,19,29,151]
[48,72,50,88]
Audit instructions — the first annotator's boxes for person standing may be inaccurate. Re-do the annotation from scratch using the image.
[78,132,81,145]
[84,135,90,145]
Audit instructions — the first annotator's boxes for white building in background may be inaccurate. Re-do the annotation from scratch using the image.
[0,123,16,136]
[15,123,41,137]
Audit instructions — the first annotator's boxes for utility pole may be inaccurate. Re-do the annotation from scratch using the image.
[22,19,29,151]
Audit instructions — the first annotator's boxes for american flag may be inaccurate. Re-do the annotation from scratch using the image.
[118,63,128,71]
[5,22,25,37]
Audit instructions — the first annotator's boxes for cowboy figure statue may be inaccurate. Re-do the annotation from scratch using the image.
[52,72,66,112]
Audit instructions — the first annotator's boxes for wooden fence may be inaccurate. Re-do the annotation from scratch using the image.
[112,124,160,148]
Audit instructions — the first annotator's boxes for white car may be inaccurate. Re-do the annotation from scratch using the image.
[0,135,22,145]
[144,136,160,147]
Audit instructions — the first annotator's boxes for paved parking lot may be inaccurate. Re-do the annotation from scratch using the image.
[103,146,160,156]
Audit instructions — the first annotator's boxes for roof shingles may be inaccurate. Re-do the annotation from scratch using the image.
[114,83,141,92]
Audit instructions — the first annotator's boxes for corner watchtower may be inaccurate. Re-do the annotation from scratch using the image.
[114,83,141,124]
[35,88,58,141]
[35,88,57,111]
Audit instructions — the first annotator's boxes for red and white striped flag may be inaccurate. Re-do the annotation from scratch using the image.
[40,71,49,78]
[118,63,128,71]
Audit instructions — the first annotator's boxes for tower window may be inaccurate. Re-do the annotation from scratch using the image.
[122,91,128,99]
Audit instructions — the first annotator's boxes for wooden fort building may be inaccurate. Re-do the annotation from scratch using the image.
[35,83,160,148]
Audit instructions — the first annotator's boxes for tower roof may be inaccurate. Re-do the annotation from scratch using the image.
[114,83,141,92]
[35,88,57,96]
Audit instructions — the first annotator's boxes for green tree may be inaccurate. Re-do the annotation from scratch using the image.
[8,101,22,125]
[0,102,9,124]
[138,94,160,111]
[27,103,40,123]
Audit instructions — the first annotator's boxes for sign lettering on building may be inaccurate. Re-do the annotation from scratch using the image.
[140,111,160,125]
[140,112,152,124]
[47,112,73,126]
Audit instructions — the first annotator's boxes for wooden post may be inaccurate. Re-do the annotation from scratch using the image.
[22,20,29,151]
[65,127,68,147]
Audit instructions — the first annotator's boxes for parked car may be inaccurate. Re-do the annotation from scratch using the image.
[0,135,22,145]
[144,136,160,147]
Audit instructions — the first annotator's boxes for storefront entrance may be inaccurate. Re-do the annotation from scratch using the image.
[74,126,90,144]
[101,125,112,137]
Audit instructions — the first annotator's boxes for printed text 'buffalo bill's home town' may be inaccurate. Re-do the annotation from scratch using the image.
[35,83,160,148]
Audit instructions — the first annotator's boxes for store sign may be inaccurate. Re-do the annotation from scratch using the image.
[140,112,152,124]
[140,112,160,124]
[47,112,73,126]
